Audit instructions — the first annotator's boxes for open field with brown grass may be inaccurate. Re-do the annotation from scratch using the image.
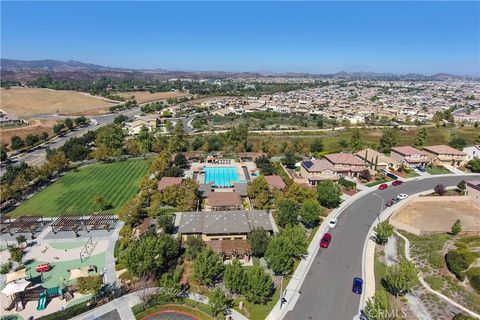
[0,87,117,116]
[0,119,56,147]
[117,91,188,104]
[391,196,480,234]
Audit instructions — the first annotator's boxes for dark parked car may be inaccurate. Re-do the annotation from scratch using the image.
[416,166,426,172]
[385,199,395,207]
[352,277,363,294]
[392,180,403,186]
[386,172,398,180]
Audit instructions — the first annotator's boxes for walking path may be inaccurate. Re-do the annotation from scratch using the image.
[395,231,480,319]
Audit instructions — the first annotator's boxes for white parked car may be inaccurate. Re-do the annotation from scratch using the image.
[328,218,338,228]
[396,194,408,200]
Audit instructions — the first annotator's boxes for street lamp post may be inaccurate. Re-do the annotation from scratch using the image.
[371,193,385,223]
[279,275,301,309]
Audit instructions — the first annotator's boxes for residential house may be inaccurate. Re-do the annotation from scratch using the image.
[264,175,286,191]
[300,159,339,186]
[205,191,243,211]
[463,145,480,161]
[158,177,183,192]
[323,153,368,177]
[177,210,276,262]
[356,148,400,171]
[0,112,25,126]
[125,118,156,135]
[466,180,480,205]
[390,146,430,167]
[423,145,467,167]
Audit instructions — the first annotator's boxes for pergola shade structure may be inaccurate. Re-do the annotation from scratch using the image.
[84,213,118,232]
[1,216,44,237]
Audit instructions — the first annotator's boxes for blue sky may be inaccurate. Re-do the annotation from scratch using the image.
[1,1,479,75]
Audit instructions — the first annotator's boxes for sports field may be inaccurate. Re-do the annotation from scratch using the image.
[9,159,149,217]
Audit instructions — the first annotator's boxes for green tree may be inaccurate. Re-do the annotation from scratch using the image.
[453,313,476,320]
[77,276,103,295]
[280,225,308,258]
[281,151,297,169]
[209,288,230,317]
[276,198,299,227]
[299,199,322,228]
[53,123,65,135]
[364,290,393,320]
[244,266,273,304]
[94,124,126,157]
[0,147,7,161]
[25,134,40,147]
[16,235,27,246]
[413,127,428,147]
[457,180,466,192]
[317,180,342,208]
[194,248,224,286]
[451,219,462,235]
[113,114,129,124]
[185,236,205,260]
[10,135,24,150]
[118,197,144,226]
[284,182,317,206]
[158,267,183,303]
[265,236,295,275]
[310,138,324,153]
[374,221,394,245]
[64,118,74,130]
[378,128,399,153]
[122,235,180,277]
[449,136,467,150]
[383,259,419,296]
[75,116,89,126]
[350,128,363,151]
[138,125,154,154]
[41,131,49,141]
[248,227,271,257]
[247,175,271,209]
[224,259,246,294]
[468,159,480,173]
[8,246,23,262]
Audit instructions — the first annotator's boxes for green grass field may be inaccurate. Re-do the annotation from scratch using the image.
[10,159,149,217]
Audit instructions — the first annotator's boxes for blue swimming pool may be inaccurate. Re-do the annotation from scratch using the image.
[204,166,240,187]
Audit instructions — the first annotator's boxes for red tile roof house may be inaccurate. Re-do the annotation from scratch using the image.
[423,145,467,167]
[390,146,430,167]
[157,177,183,192]
[205,191,243,211]
[300,159,339,186]
[323,153,368,177]
[264,175,287,191]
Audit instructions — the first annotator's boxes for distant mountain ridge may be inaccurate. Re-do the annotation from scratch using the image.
[0,58,473,81]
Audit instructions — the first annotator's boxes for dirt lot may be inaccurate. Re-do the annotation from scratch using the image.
[117,91,188,104]
[0,87,117,116]
[391,196,480,234]
[0,119,56,147]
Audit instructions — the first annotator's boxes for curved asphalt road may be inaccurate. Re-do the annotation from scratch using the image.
[285,174,480,320]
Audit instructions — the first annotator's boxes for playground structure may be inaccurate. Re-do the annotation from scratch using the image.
[80,237,97,263]
[50,212,118,235]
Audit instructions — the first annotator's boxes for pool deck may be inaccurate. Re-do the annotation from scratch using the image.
[187,161,257,187]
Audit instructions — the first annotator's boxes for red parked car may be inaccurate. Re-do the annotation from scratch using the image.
[320,233,332,248]
[392,180,403,186]
[378,183,388,190]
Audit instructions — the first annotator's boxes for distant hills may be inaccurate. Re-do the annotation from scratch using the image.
[0,58,473,82]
